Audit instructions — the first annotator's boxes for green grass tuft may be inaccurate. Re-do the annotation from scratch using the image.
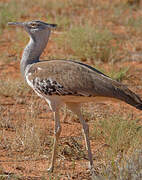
[92,114,142,160]
[56,24,119,62]
[108,67,129,82]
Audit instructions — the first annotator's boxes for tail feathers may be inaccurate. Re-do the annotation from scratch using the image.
[135,103,142,110]
[92,72,142,110]
[114,84,142,110]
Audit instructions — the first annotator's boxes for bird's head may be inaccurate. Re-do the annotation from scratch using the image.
[8,20,57,38]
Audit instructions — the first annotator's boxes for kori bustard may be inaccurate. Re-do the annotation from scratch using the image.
[8,20,142,172]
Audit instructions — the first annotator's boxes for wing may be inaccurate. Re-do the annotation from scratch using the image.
[26,59,110,97]
[25,59,142,110]
[26,60,96,97]
[25,60,133,98]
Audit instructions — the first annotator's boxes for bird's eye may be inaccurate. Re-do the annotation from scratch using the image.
[30,23,38,28]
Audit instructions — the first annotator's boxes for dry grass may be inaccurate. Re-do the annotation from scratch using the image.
[99,148,142,179]
[0,0,142,178]
[55,25,120,63]
[0,0,141,62]
[0,79,30,98]
[92,114,142,160]
[0,95,51,156]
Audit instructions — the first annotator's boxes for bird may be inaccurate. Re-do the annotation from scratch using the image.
[8,20,142,173]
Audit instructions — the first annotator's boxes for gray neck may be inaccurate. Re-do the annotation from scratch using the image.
[20,30,51,77]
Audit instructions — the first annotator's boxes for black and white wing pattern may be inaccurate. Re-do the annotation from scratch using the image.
[32,77,75,96]
[25,60,96,97]
[25,59,142,110]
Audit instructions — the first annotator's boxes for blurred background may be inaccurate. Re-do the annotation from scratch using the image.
[0,0,142,179]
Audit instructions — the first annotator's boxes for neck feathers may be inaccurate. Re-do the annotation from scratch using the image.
[20,30,51,77]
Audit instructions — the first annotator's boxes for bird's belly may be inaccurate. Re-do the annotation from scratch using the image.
[34,88,121,104]
[50,95,120,103]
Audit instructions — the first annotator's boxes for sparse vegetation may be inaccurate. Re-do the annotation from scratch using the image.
[100,148,142,180]
[0,79,30,98]
[92,114,142,160]
[108,66,129,82]
[0,0,142,178]
[12,112,51,156]
[56,25,120,62]
[0,0,27,33]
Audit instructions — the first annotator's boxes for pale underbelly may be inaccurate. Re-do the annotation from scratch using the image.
[44,94,121,104]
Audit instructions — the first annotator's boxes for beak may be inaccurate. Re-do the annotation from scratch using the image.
[8,22,24,27]
[8,21,57,29]
[45,23,57,29]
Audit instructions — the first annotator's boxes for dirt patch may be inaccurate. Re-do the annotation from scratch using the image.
[0,0,142,179]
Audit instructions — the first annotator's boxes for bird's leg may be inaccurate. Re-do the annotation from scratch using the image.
[48,109,61,172]
[66,102,94,171]
[80,115,94,170]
